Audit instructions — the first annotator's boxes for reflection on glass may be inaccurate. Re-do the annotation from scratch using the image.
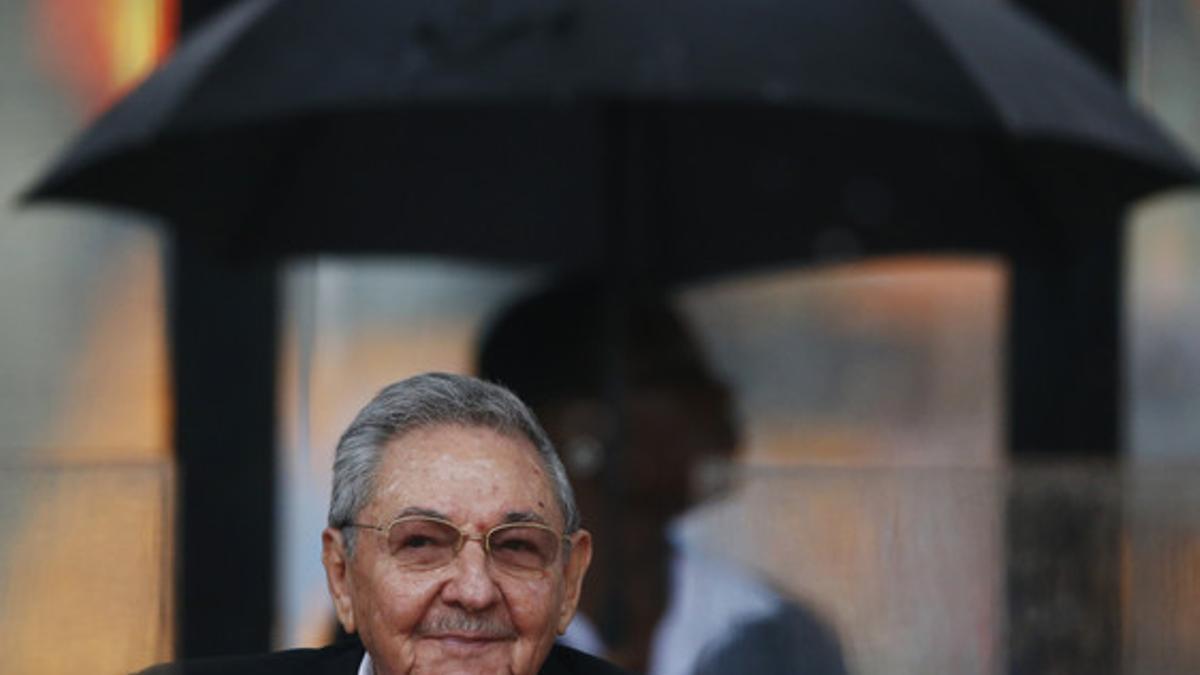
[0,463,174,674]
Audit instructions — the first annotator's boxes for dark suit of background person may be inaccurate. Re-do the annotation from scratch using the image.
[477,277,848,675]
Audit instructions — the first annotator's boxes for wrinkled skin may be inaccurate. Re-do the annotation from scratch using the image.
[323,424,592,675]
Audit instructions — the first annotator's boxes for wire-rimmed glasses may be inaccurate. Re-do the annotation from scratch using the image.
[344,515,569,575]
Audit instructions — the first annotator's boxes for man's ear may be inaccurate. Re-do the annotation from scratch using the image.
[557,529,593,635]
[322,527,357,634]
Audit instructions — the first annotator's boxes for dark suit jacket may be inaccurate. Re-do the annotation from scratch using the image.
[137,639,630,675]
[691,603,847,675]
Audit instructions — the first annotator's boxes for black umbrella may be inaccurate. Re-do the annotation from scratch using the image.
[22,0,1199,277]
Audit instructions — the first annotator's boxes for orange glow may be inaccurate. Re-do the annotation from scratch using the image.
[0,235,173,672]
[718,256,1006,335]
[0,466,174,673]
[35,0,178,114]
[43,236,171,462]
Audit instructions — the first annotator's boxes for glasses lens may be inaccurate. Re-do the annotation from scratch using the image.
[488,525,560,571]
[386,518,459,569]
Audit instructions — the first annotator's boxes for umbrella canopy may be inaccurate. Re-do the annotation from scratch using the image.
[23,0,1199,278]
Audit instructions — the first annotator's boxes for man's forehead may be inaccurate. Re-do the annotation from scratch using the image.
[369,423,560,523]
[382,423,542,467]
[387,504,553,527]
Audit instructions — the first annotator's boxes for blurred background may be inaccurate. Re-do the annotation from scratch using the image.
[1,0,1199,673]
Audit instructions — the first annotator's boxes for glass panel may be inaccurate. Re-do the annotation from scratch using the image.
[0,462,174,674]
[1124,3,1200,658]
[668,466,1000,675]
[1,2,174,672]
[675,465,1199,675]
[1,0,171,461]
[681,259,1004,468]
[1128,0,1200,461]
[1121,469,1200,673]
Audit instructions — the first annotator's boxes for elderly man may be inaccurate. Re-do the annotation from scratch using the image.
[144,373,624,675]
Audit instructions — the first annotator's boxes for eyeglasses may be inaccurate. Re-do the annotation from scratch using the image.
[344,515,568,574]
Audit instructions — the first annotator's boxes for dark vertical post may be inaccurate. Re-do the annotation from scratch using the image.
[1010,0,1125,458]
[1006,2,1124,673]
[1007,235,1122,457]
[172,0,278,658]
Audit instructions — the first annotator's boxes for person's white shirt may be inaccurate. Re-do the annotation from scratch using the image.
[559,500,787,675]
[560,610,607,656]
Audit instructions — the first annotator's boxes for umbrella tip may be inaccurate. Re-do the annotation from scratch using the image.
[14,175,53,208]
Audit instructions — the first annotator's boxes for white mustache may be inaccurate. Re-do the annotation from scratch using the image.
[417,612,516,640]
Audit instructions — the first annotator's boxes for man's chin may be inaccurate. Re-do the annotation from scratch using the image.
[412,636,516,674]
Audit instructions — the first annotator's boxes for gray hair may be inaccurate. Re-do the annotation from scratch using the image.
[328,372,580,555]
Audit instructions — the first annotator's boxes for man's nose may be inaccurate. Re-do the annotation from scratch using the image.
[441,538,501,610]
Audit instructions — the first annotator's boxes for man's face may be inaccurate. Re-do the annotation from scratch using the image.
[323,424,591,675]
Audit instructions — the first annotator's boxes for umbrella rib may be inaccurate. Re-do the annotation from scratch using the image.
[888,0,1012,132]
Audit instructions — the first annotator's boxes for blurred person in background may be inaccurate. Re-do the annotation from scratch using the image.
[477,277,847,675]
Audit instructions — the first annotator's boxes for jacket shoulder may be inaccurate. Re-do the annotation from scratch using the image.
[135,640,364,675]
[541,643,634,675]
